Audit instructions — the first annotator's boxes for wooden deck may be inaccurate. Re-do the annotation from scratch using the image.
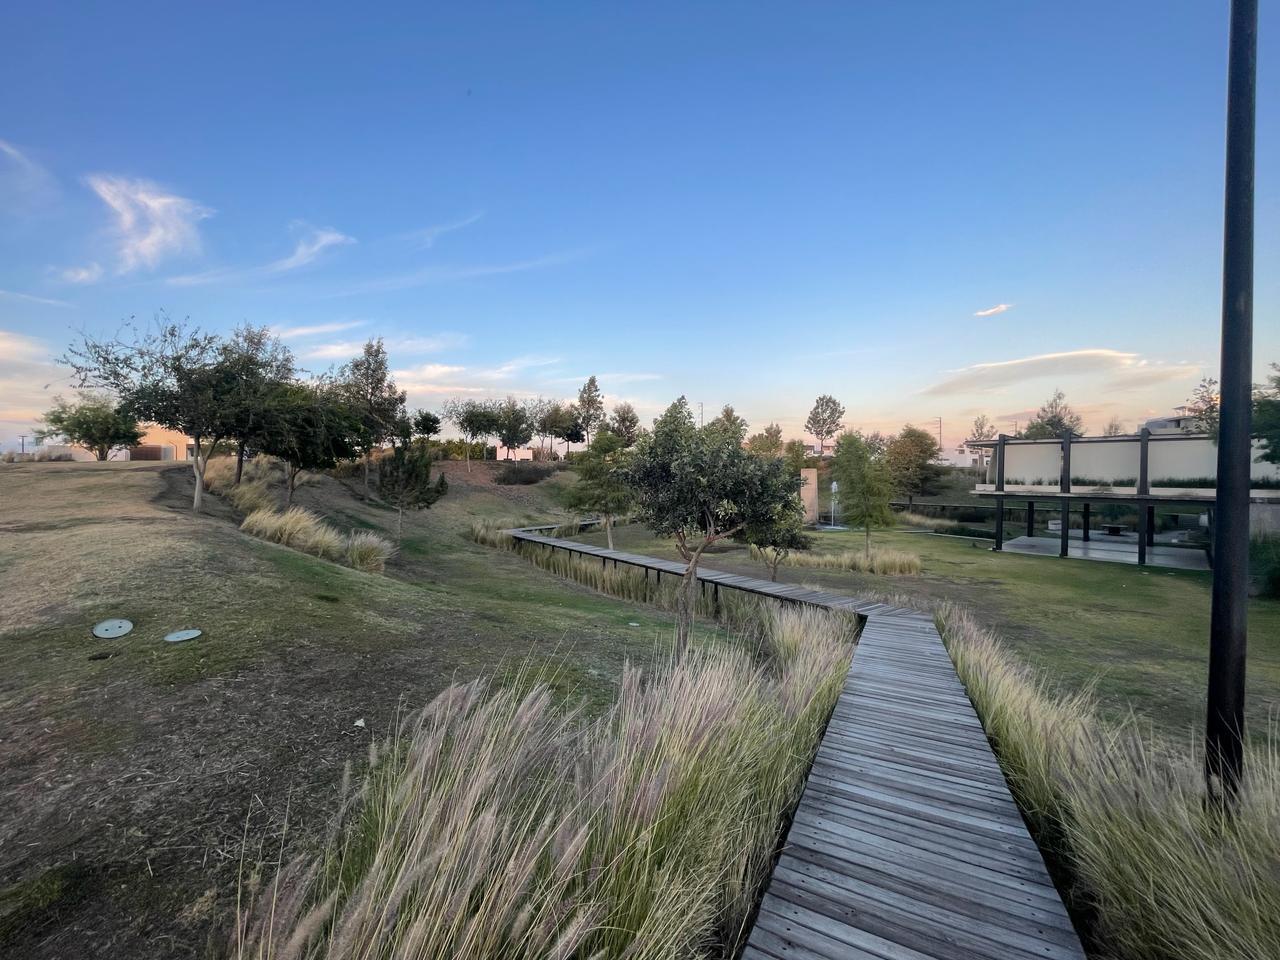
[505,526,1085,960]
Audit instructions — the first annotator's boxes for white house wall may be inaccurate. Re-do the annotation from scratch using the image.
[1004,444,1062,484]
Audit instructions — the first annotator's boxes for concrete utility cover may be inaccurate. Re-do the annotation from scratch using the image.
[164,629,202,644]
[92,619,133,639]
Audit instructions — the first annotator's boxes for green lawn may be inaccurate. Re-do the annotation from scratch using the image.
[572,522,1280,742]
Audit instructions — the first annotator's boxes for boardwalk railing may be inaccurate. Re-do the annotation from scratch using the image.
[503,524,1086,960]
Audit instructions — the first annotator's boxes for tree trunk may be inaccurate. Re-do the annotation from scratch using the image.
[235,441,246,485]
[605,515,614,550]
[865,522,871,562]
[397,503,404,542]
[465,443,471,473]
[770,555,780,582]
[191,444,205,514]
[676,565,697,657]
[287,469,297,505]
[363,455,371,496]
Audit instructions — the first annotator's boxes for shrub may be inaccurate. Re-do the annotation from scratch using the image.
[940,604,1280,960]
[1252,533,1280,598]
[241,507,345,562]
[230,605,855,960]
[225,480,276,515]
[346,531,396,572]
[749,543,922,575]
[495,461,554,485]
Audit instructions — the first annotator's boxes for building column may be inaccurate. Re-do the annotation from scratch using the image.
[993,495,1005,551]
[995,434,1007,492]
[1138,499,1148,566]
[1060,499,1070,557]
[1147,505,1156,547]
[1026,500,1035,538]
[1082,502,1091,542]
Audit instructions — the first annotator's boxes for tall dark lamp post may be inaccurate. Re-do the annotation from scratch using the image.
[1206,0,1257,803]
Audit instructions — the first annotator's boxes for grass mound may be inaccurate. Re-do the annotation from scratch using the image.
[230,605,855,959]
[749,543,922,575]
[940,604,1280,960]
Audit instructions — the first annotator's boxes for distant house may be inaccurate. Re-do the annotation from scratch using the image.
[129,425,195,461]
[492,442,536,461]
[953,441,991,469]
[1142,406,1199,434]
[806,440,837,458]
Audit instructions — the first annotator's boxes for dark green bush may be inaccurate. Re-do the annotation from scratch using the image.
[495,462,554,485]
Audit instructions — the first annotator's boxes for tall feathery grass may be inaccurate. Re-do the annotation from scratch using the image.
[205,456,283,513]
[748,543,922,575]
[893,510,957,530]
[229,604,856,960]
[471,521,764,629]
[243,507,396,574]
[940,604,1280,960]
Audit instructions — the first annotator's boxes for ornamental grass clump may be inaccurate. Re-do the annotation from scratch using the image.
[242,507,346,563]
[345,531,396,573]
[939,603,1280,960]
[748,544,922,576]
[230,605,855,960]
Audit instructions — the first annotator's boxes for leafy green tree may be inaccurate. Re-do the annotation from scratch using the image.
[1187,376,1221,437]
[746,423,784,457]
[832,431,894,560]
[541,402,584,456]
[1022,389,1084,439]
[259,382,360,505]
[804,394,845,453]
[564,429,632,549]
[444,398,499,470]
[37,392,142,460]
[576,375,605,443]
[340,338,406,494]
[624,397,803,653]
[1255,364,1280,465]
[219,324,295,483]
[884,425,943,505]
[379,416,446,540]
[744,498,811,581]
[607,401,641,447]
[968,414,996,442]
[705,404,748,444]
[494,396,534,457]
[412,409,442,445]
[65,316,241,513]
[783,439,809,474]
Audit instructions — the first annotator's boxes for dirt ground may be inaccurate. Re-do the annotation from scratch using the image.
[0,460,685,959]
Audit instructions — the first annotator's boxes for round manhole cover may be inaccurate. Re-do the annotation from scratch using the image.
[92,619,133,639]
[164,629,202,644]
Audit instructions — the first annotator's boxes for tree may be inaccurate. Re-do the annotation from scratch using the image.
[1254,364,1280,465]
[805,395,845,454]
[378,416,446,541]
[444,398,499,471]
[744,499,810,581]
[607,402,641,447]
[494,396,534,457]
[65,317,242,513]
[1103,416,1126,437]
[576,376,605,444]
[746,423,784,458]
[884,425,943,506]
[861,430,892,459]
[705,404,748,444]
[412,409,442,444]
[624,397,803,654]
[968,414,996,443]
[340,339,406,495]
[832,432,894,561]
[220,324,295,483]
[783,439,809,475]
[526,398,554,457]
[564,429,632,549]
[541,403,584,457]
[1187,376,1221,437]
[1022,389,1084,439]
[37,392,142,460]
[258,382,360,505]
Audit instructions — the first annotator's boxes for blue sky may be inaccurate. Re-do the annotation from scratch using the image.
[2,1,1276,451]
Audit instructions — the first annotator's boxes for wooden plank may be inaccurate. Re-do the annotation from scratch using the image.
[502,524,1084,960]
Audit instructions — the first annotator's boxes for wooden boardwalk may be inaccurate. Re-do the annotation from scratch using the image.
[505,526,1085,960]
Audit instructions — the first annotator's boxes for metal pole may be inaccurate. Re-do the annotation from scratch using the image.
[993,495,1005,551]
[18,435,27,453]
[1060,499,1070,558]
[1206,0,1256,803]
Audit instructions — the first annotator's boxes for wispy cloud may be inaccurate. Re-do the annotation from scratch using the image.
[168,223,354,286]
[0,139,58,210]
[329,250,584,297]
[973,303,1013,317]
[922,348,1140,395]
[551,372,662,385]
[300,331,469,361]
[477,356,560,380]
[86,174,212,273]
[273,319,369,339]
[410,213,484,248]
[0,288,70,308]
[57,262,104,285]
